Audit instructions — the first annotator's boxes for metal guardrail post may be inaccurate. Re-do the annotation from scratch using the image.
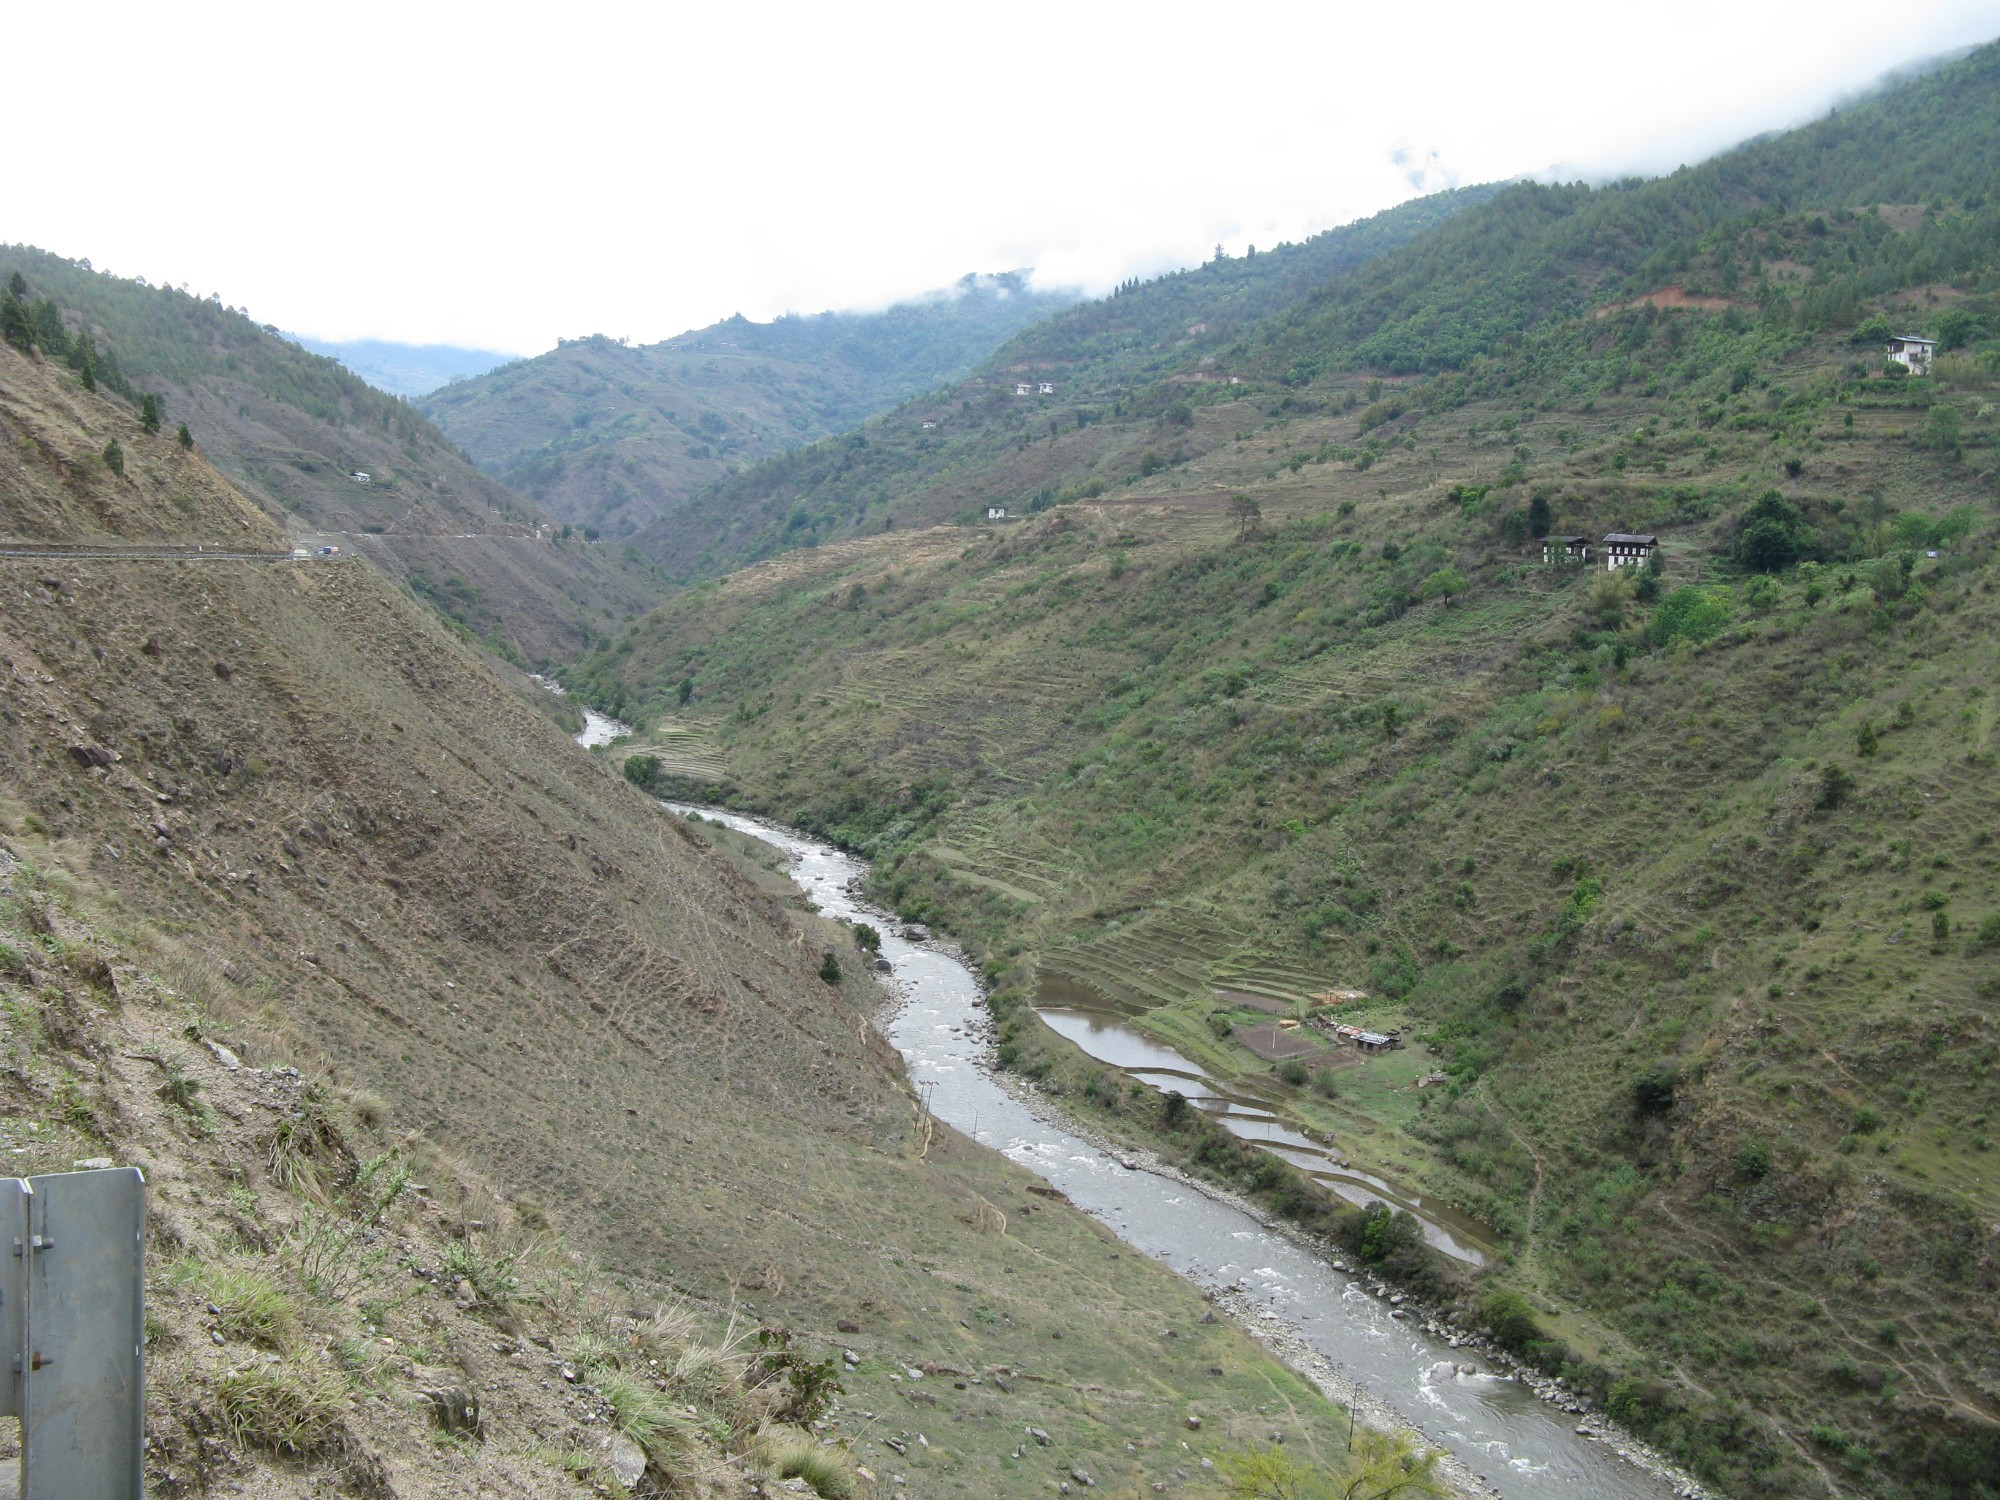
[4,1168,145,1500]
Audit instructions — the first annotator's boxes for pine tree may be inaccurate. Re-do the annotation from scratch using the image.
[0,290,33,353]
[103,438,124,475]
[177,423,193,450]
[30,299,69,359]
[140,393,162,433]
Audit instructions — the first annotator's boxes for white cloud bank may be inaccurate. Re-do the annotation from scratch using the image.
[9,0,1999,353]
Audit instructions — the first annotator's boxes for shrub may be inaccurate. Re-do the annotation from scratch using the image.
[204,1267,297,1347]
[1278,1058,1309,1087]
[756,1328,843,1424]
[599,1369,704,1465]
[1816,766,1856,811]
[816,950,841,984]
[1648,586,1732,647]
[1736,1141,1772,1181]
[1632,1065,1678,1115]
[759,1430,859,1499]
[1976,914,2000,949]
[440,1237,521,1306]
[1357,1204,1422,1265]
[214,1365,348,1455]
[1481,1289,1541,1354]
[623,754,663,791]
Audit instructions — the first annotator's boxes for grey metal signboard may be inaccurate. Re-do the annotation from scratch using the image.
[7,1167,145,1500]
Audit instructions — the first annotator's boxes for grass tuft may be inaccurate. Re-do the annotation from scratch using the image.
[214,1364,349,1455]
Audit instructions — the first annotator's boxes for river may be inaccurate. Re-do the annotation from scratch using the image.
[662,803,1688,1500]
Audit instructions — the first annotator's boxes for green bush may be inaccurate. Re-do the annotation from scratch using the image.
[622,754,663,791]
[1648,586,1732,647]
[1480,1289,1541,1354]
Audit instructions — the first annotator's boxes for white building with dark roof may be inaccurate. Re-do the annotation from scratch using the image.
[1602,533,1658,570]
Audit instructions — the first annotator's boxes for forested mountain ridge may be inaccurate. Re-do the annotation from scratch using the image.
[567,39,2000,1499]
[0,246,656,665]
[420,273,1083,541]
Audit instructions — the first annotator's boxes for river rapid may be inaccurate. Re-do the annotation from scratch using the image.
[663,803,1692,1500]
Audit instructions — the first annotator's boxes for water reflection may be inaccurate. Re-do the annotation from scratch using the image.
[1039,1007,1495,1266]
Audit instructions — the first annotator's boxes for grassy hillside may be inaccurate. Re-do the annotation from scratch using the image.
[0,341,1364,1496]
[631,190,1496,579]
[567,45,2000,1499]
[0,247,657,665]
[421,274,1083,541]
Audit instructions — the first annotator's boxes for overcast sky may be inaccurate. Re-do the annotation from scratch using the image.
[9,1,1999,355]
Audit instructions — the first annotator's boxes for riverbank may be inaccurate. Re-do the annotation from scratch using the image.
[961,986,1711,1500]
[671,802,1690,1500]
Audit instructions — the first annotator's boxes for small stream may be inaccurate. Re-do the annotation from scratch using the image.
[663,802,1686,1500]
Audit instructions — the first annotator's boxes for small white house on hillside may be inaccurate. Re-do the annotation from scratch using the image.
[1886,335,1935,375]
[1038,381,1055,395]
[986,506,1008,521]
[1014,381,1033,396]
[348,470,370,484]
[1602,533,1658,570]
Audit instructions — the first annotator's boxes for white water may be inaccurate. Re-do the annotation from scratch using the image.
[575,708,631,748]
[540,675,632,748]
[667,803,1687,1500]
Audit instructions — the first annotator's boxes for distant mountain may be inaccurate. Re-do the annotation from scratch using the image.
[287,335,515,399]
[420,272,1084,540]
[633,186,1496,577]
[0,246,657,665]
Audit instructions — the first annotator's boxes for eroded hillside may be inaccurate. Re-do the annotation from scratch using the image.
[1,249,657,665]
[0,341,1359,1496]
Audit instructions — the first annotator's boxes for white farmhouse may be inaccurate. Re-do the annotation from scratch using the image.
[1014,381,1033,396]
[1542,534,1589,564]
[1886,334,1935,375]
[985,506,1008,521]
[348,470,371,484]
[1602,532,1658,570]
[1038,381,1055,395]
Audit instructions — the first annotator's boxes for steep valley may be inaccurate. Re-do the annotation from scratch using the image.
[0,339,1369,1496]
